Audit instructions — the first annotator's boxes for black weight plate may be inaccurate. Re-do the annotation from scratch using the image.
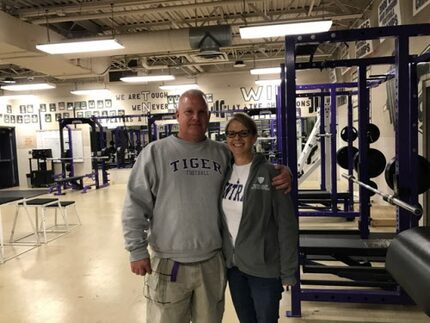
[340,126,358,142]
[367,123,380,144]
[353,148,386,178]
[385,156,430,194]
[367,180,378,197]
[385,157,395,190]
[336,146,359,170]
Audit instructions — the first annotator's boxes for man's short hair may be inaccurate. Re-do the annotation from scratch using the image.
[177,89,208,110]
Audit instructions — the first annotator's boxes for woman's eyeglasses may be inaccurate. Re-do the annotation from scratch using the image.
[226,130,250,138]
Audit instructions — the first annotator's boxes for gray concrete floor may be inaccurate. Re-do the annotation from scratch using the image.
[0,177,428,323]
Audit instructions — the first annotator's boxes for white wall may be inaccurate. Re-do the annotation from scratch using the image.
[0,69,329,186]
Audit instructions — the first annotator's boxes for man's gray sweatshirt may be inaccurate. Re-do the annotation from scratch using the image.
[122,135,230,263]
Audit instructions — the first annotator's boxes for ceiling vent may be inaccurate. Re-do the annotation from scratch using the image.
[189,25,232,59]
[190,51,229,63]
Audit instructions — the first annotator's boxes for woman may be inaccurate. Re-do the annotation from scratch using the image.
[221,113,298,323]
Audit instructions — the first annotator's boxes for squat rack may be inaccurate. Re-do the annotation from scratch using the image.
[279,23,430,317]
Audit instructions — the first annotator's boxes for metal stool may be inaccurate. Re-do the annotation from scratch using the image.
[10,198,66,244]
[46,200,81,230]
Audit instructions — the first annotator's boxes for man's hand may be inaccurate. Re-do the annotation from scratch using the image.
[272,164,292,194]
[130,258,152,276]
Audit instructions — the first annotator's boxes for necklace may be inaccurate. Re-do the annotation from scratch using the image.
[233,165,240,184]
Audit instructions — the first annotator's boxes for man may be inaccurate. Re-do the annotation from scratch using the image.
[122,89,291,323]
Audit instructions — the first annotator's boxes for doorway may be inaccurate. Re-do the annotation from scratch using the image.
[0,126,19,188]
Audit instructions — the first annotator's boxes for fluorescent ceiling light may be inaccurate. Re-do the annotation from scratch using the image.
[71,89,112,96]
[250,67,282,75]
[120,75,175,83]
[1,83,56,91]
[255,79,281,85]
[240,20,333,39]
[36,39,124,54]
[159,84,200,91]
[3,77,16,84]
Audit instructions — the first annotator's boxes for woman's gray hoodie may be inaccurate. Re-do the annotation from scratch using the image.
[221,154,298,285]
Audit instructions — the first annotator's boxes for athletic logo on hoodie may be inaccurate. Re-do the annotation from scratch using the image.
[169,158,223,176]
[251,176,270,191]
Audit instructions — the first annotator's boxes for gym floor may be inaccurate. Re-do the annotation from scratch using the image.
[0,175,428,323]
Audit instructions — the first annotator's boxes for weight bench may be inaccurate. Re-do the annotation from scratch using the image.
[298,190,352,212]
[10,198,80,244]
[50,175,90,195]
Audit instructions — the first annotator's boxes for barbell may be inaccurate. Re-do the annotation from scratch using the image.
[341,174,423,217]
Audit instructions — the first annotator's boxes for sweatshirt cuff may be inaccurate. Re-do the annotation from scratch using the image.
[282,276,297,286]
[130,248,150,262]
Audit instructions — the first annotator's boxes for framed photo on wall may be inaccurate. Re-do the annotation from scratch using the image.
[24,115,30,123]
[20,105,26,114]
[17,115,23,123]
[4,115,9,123]
[6,105,12,113]
[49,103,57,112]
[88,100,95,108]
[39,103,47,112]
[63,112,70,118]
[105,99,112,108]
[58,102,65,110]
[45,114,52,123]
[27,105,34,113]
[10,115,15,123]
[97,100,104,109]
[67,102,74,110]
[55,113,62,121]
[32,114,38,123]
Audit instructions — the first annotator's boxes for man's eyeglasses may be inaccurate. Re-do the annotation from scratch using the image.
[226,130,250,138]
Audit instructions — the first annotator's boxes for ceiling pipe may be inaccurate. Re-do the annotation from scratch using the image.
[29,0,266,24]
